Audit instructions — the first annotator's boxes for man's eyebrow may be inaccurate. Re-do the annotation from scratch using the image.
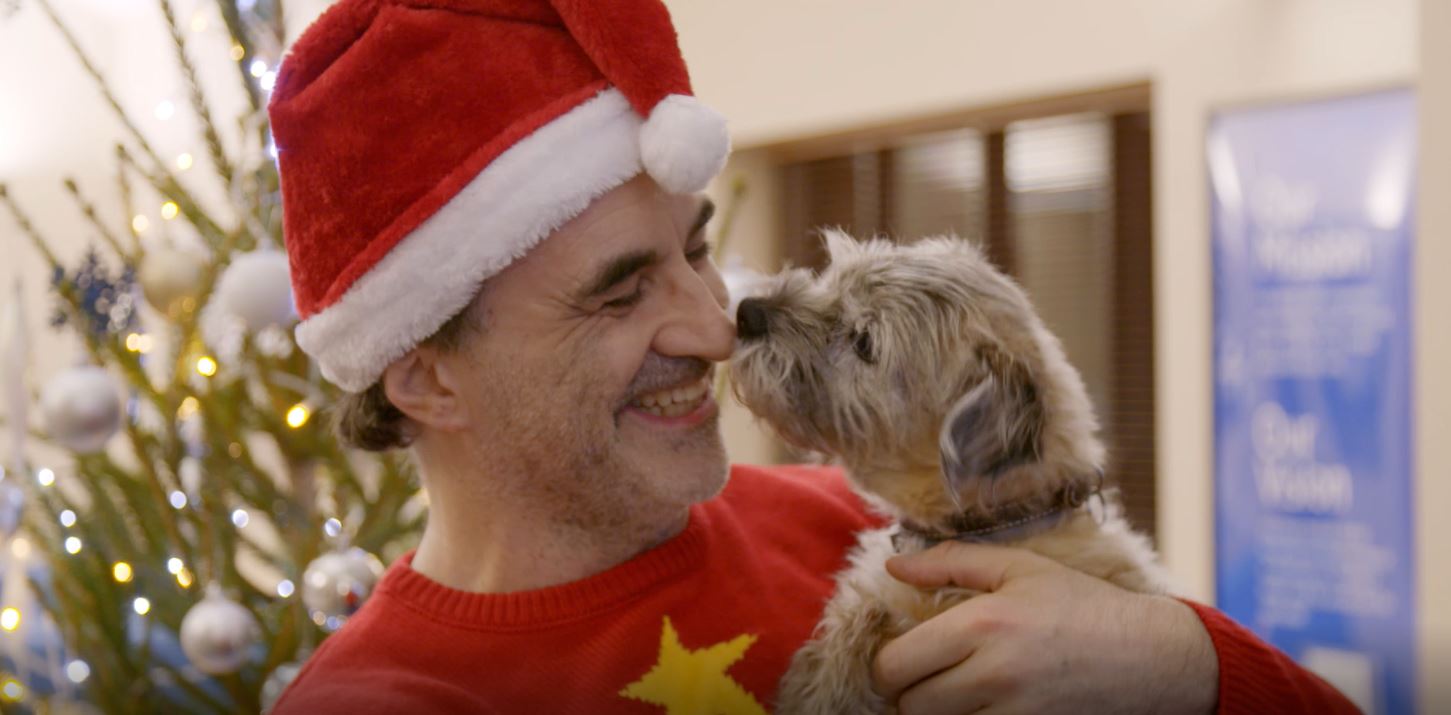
[689,199,716,240]
[578,249,659,301]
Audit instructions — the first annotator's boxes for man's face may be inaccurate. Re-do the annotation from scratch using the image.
[437,175,735,530]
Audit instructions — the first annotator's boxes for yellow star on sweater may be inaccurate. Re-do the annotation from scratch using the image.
[619,616,768,715]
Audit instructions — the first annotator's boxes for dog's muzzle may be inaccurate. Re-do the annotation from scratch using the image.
[736,298,770,341]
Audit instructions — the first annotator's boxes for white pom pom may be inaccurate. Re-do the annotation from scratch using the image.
[639,94,730,194]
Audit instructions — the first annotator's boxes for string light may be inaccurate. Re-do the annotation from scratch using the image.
[161,201,180,220]
[169,491,188,510]
[133,597,151,616]
[125,332,154,353]
[64,537,82,555]
[195,356,218,377]
[167,558,183,575]
[324,518,342,538]
[231,508,250,528]
[176,153,194,171]
[0,608,20,631]
[249,59,267,78]
[112,562,133,584]
[0,678,22,703]
[131,215,150,234]
[35,468,54,487]
[286,403,311,429]
[59,510,76,528]
[9,537,30,559]
[66,660,90,684]
[276,579,295,598]
[230,43,245,61]
[154,100,175,120]
[176,568,194,588]
[260,70,278,92]
[177,396,200,419]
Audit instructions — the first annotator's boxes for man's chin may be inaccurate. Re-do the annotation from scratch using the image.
[621,424,731,506]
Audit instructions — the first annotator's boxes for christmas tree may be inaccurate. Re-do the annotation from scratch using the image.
[0,0,426,711]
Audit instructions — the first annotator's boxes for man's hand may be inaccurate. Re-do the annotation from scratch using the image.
[871,542,1219,715]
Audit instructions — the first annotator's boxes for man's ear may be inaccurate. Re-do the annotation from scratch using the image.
[381,346,470,433]
[938,345,1045,494]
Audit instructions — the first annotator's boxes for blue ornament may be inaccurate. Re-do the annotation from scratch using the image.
[49,249,138,336]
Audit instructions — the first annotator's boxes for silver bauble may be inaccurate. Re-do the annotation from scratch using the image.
[212,250,295,332]
[38,366,122,453]
[302,547,385,627]
[179,584,260,675]
[137,246,207,316]
[260,658,306,713]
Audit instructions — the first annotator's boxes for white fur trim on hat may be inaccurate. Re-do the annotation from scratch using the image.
[640,94,730,195]
[295,89,645,392]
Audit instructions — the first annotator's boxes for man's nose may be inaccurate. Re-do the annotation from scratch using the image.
[655,269,736,362]
[736,298,770,341]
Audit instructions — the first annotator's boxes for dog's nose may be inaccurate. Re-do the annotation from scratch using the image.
[736,298,770,341]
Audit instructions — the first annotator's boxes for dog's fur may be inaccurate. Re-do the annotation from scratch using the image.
[729,232,1167,714]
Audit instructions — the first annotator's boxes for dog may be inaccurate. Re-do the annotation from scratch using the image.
[729,231,1167,714]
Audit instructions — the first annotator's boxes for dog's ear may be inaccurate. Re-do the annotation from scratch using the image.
[938,345,1045,494]
[820,228,861,262]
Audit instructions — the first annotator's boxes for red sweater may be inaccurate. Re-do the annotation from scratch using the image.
[273,464,1356,714]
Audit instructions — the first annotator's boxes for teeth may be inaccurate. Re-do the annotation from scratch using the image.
[631,377,710,416]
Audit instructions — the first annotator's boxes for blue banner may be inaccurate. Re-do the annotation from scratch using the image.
[1211,88,1416,715]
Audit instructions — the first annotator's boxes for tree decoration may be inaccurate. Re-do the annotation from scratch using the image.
[136,244,208,319]
[178,585,261,676]
[37,366,122,454]
[47,249,137,336]
[301,547,385,631]
[211,249,293,333]
[0,0,426,710]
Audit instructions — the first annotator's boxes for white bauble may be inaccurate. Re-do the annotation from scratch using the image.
[137,246,208,316]
[38,366,122,453]
[302,547,385,627]
[179,584,261,675]
[212,250,295,332]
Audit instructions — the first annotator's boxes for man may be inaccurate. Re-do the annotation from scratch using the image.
[267,0,1357,712]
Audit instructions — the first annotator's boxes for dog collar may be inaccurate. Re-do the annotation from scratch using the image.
[891,472,1104,552]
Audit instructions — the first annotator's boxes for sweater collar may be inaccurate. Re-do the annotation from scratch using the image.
[377,505,711,630]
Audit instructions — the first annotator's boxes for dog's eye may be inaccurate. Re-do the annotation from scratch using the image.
[851,329,875,364]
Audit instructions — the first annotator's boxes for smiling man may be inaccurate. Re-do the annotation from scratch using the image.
[266,1,1357,713]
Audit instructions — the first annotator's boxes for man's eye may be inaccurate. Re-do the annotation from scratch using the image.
[603,289,643,309]
[685,243,711,263]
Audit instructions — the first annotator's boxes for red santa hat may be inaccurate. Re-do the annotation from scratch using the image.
[268,0,729,392]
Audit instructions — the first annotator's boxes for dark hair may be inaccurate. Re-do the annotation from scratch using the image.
[331,304,479,451]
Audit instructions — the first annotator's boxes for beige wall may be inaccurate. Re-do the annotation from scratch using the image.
[3,2,1441,689]
[666,0,1421,604]
[1416,0,1450,707]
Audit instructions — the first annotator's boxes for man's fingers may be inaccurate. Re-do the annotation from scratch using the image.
[872,601,986,701]
[892,653,996,715]
[884,541,1054,592]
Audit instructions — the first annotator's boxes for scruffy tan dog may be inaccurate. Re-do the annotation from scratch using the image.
[729,231,1167,714]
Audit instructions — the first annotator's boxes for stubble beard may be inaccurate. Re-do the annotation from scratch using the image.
[483,367,730,549]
